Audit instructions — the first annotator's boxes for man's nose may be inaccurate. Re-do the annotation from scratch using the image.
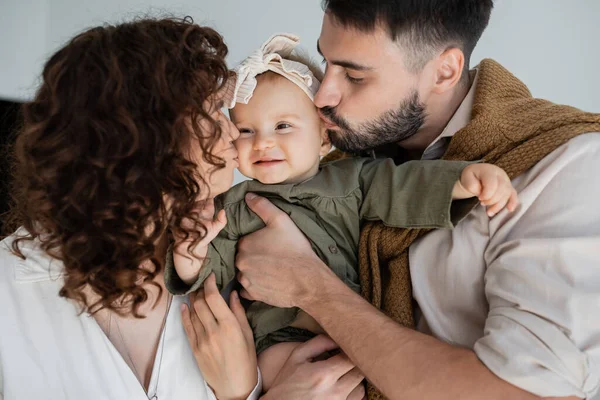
[314,70,342,109]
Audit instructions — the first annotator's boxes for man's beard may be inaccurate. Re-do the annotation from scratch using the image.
[321,90,426,154]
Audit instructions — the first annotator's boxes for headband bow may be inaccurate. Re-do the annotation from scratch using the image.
[225,33,320,108]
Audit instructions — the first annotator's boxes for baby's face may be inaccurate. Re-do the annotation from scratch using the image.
[230,74,331,185]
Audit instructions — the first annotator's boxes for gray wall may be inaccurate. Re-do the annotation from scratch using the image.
[2,0,597,185]
[471,0,599,113]
[1,0,598,110]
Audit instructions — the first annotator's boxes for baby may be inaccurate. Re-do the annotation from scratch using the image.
[166,34,518,389]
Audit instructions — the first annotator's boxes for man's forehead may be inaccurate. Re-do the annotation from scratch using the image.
[318,16,403,70]
[320,13,390,46]
[316,40,373,72]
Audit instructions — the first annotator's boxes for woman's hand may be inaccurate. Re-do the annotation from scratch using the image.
[182,273,258,400]
[262,335,366,400]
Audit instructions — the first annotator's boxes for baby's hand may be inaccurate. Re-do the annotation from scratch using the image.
[453,164,520,217]
[173,199,227,285]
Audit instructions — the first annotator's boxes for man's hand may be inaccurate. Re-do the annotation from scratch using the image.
[236,193,338,309]
[262,335,366,400]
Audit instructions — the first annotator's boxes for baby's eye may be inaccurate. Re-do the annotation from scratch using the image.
[238,128,254,135]
[276,123,292,130]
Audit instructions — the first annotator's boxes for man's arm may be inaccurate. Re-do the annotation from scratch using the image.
[235,192,583,400]
[300,271,580,400]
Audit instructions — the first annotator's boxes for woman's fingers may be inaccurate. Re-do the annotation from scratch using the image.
[188,274,254,346]
[181,303,202,349]
[230,290,254,345]
[192,288,218,333]
[203,273,234,322]
[320,352,357,380]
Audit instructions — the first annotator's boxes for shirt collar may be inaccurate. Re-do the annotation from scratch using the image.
[421,69,479,160]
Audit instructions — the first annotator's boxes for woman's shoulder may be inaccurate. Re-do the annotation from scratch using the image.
[0,229,24,276]
[0,228,65,286]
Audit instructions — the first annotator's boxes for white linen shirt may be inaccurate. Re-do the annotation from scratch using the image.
[0,232,262,400]
[410,71,600,399]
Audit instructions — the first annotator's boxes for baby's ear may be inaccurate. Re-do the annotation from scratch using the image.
[319,125,333,156]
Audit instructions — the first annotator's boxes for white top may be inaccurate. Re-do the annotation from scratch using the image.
[410,71,600,399]
[0,232,262,400]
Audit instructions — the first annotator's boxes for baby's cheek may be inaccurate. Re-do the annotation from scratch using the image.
[237,159,256,180]
[239,163,251,175]
[233,140,257,177]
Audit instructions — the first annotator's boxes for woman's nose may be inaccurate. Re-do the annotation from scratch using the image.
[220,115,239,142]
[226,118,240,142]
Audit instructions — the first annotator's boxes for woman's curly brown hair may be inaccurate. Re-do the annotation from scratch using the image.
[3,17,230,316]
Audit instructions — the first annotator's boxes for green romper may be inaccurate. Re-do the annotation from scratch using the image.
[165,157,471,353]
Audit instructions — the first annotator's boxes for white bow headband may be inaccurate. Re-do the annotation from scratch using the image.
[224,33,320,108]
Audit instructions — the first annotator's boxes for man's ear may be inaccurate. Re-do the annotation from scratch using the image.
[319,125,333,156]
[430,47,465,95]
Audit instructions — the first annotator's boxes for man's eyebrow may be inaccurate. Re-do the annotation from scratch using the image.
[317,40,373,71]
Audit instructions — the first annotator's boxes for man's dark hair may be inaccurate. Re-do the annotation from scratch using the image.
[322,0,493,72]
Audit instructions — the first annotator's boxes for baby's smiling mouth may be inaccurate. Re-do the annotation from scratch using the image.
[254,157,284,165]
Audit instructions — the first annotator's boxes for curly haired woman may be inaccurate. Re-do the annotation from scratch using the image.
[0,17,364,400]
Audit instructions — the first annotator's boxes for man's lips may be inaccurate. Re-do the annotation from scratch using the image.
[318,110,338,129]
